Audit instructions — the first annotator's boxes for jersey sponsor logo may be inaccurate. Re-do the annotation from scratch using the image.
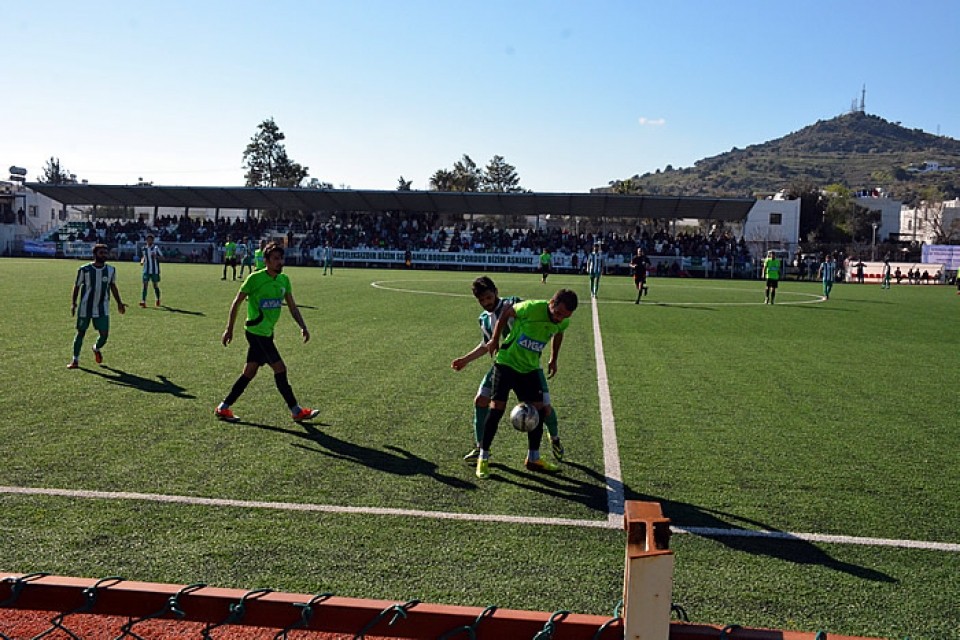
[516,333,547,353]
[260,298,283,309]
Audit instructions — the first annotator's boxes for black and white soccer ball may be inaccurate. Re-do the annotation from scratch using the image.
[510,402,540,433]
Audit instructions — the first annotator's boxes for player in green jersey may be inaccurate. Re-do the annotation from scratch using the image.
[475,289,578,479]
[215,242,320,423]
[254,239,267,271]
[68,244,127,368]
[539,248,552,284]
[762,250,783,304]
[451,277,565,463]
[222,235,238,281]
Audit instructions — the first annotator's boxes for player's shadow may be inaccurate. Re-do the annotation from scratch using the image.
[237,422,473,490]
[489,462,609,513]
[618,484,896,583]
[84,366,195,398]
[159,305,205,316]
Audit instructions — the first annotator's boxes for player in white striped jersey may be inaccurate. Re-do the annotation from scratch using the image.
[817,254,837,300]
[68,244,127,369]
[139,234,162,307]
[451,276,564,462]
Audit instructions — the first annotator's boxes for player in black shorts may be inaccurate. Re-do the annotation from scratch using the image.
[630,248,651,304]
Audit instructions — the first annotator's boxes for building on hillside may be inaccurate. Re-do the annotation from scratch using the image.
[737,194,800,258]
[899,198,960,244]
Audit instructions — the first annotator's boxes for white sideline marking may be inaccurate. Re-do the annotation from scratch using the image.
[674,526,960,553]
[3,486,958,552]
[0,486,614,530]
[591,296,626,526]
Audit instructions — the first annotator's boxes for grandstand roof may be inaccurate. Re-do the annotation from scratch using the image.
[25,183,756,221]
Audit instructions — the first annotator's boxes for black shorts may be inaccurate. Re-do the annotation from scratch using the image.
[540,264,550,275]
[490,363,544,404]
[633,273,647,285]
[245,331,282,366]
[766,279,779,289]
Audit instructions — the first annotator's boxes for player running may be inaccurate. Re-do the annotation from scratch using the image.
[587,245,604,298]
[139,234,162,307]
[451,277,565,463]
[630,247,651,304]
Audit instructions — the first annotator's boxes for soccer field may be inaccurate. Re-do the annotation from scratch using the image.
[0,258,958,639]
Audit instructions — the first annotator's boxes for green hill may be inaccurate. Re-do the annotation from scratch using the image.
[606,112,960,204]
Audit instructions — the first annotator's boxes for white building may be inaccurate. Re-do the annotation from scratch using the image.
[855,195,902,243]
[900,198,960,244]
[738,195,801,257]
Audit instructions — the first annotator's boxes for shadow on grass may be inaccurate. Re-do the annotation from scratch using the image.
[557,463,894,582]
[488,460,609,513]
[623,487,896,583]
[237,421,474,490]
[85,366,196,398]
[158,305,205,316]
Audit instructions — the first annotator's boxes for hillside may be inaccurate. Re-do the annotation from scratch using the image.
[607,112,960,204]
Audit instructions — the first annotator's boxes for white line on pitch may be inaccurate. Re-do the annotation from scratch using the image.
[590,295,626,526]
[3,486,958,552]
[0,486,614,529]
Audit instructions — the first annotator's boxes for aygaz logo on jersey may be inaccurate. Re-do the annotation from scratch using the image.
[260,298,283,309]
[516,333,547,353]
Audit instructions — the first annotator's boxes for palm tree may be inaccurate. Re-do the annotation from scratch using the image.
[430,169,455,191]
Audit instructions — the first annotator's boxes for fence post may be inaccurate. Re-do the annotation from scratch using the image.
[622,501,673,640]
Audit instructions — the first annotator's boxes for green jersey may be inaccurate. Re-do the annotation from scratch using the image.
[254,249,265,270]
[240,270,292,337]
[224,241,237,259]
[496,300,569,374]
[539,251,551,266]
[764,257,782,280]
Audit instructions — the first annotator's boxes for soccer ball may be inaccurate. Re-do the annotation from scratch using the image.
[510,402,540,433]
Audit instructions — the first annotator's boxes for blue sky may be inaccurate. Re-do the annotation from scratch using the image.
[5,0,958,193]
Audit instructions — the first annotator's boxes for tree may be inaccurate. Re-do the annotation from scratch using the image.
[429,169,454,191]
[40,157,72,184]
[918,186,958,243]
[481,155,522,192]
[815,184,856,242]
[242,118,309,188]
[397,176,413,191]
[451,155,481,192]
[612,178,642,195]
[785,180,825,242]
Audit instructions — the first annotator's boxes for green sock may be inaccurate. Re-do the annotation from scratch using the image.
[544,407,559,438]
[474,405,489,445]
[72,333,84,358]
